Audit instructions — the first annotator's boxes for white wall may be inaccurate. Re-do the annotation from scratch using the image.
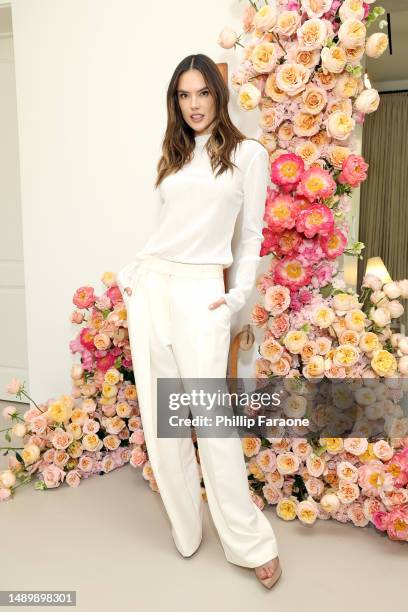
[11,0,264,400]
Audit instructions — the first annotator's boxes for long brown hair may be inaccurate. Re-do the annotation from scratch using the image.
[154,54,261,188]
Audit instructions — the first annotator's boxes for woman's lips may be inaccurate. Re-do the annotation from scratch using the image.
[191,114,204,122]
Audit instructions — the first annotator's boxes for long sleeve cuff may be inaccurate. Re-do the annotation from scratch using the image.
[220,146,269,315]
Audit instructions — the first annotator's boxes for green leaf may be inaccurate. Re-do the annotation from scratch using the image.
[320,283,334,298]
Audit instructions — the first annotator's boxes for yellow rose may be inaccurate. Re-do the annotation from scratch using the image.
[104,368,121,385]
[102,382,118,399]
[238,82,262,110]
[82,433,101,452]
[322,437,344,453]
[276,497,297,520]
[371,350,398,377]
[333,344,360,367]
[284,330,308,354]
[21,443,41,466]
[70,408,88,426]
[312,307,336,329]
[48,399,72,423]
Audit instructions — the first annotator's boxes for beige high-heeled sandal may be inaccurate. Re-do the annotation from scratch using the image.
[254,556,282,589]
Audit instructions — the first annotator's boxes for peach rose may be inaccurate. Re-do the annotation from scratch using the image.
[333,73,360,99]
[276,62,311,96]
[328,145,351,169]
[253,5,277,31]
[42,464,65,488]
[339,0,365,22]
[298,18,329,50]
[251,42,278,73]
[321,45,347,74]
[265,72,288,103]
[338,18,366,49]
[293,111,322,136]
[326,111,355,140]
[365,32,388,59]
[276,10,301,37]
[302,85,327,114]
[301,0,333,19]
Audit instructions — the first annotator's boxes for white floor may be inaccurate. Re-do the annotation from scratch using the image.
[1,399,407,612]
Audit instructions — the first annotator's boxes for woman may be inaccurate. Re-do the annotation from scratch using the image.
[117,54,281,589]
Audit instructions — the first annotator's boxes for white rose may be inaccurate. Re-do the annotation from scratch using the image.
[321,46,347,74]
[217,27,239,50]
[362,273,383,291]
[370,290,387,305]
[354,89,380,114]
[391,333,403,348]
[338,18,366,49]
[384,300,404,319]
[399,337,408,355]
[0,469,16,488]
[371,307,391,327]
[398,356,408,375]
[383,281,401,299]
[366,32,388,58]
[398,279,408,298]
[238,83,261,110]
[320,492,340,513]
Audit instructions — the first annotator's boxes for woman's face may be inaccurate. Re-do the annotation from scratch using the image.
[177,69,216,136]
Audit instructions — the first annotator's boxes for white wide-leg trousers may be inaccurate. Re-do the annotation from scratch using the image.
[125,255,278,567]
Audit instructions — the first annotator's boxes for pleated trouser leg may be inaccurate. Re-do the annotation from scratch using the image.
[125,256,278,567]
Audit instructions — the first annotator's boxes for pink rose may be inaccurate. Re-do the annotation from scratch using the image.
[41,464,65,488]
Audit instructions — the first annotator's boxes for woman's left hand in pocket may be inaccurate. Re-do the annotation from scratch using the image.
[208,298,227,310]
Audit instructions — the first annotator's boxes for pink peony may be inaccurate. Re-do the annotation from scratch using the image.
[264,191,300,232]
[73,286,96,309]
[271,153,304,191]
[295,204,335,238]
[319,228,348,259]
[386,506,408,541]
[298,167,337,201]
[274,257,313,290]
[338,154,369,187]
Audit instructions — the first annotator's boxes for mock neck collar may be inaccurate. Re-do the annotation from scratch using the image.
[194,131,211,146]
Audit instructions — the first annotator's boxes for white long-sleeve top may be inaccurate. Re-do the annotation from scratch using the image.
[116,132,270,314]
